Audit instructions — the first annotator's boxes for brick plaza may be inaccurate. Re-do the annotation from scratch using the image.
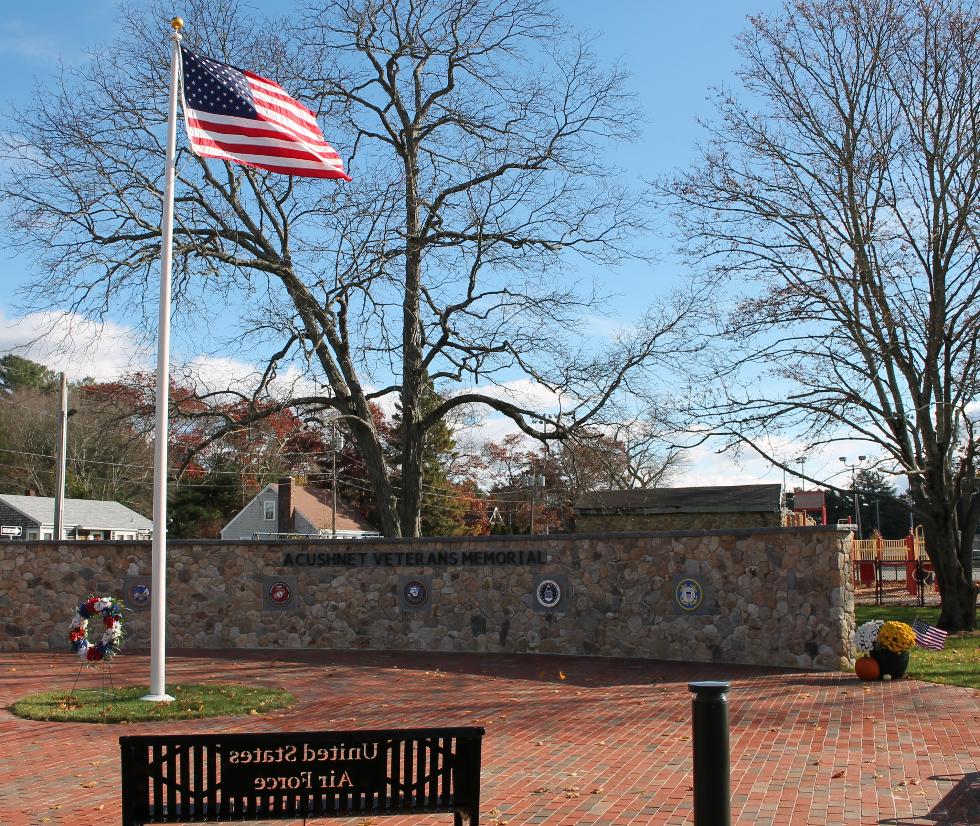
[0,649,977,825]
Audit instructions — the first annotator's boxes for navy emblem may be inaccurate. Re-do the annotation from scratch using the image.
[403,580,428,606]
[268,581,292,606]
[675,577,704,611]
[536,579,562,608]
[130,583,151,606]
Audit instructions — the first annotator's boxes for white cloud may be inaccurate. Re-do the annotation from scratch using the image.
[675,434,897,491]
[1,311,896,492]
[457,378,567,411]
[0,309,151,381]
[582,314,637,342]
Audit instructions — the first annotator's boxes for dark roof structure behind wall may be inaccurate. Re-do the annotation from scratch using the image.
[573,484,783,515]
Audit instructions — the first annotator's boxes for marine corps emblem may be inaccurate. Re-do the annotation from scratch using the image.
[268,581,292,606]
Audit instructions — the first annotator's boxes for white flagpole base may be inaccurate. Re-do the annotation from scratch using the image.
[140,692,176,702]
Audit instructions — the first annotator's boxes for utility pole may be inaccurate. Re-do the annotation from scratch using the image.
[53,373,68,541]
[331,419,340,539]
[523,469,546,534]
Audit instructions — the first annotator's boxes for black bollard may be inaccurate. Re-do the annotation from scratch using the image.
[688,680,731,826]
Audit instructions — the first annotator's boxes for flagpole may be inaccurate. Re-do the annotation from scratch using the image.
[142,16,183,703]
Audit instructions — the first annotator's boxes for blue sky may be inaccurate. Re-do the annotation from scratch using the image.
[0,1,864,491]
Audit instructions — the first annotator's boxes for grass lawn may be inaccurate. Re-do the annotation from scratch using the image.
[854,605,979,689]
[9,683,295,723]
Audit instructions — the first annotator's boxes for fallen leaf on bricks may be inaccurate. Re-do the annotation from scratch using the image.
[591,787,604,794]
[531,787,548,794]
[563,786,580,792]
[80,781,98,788]
[564,792,580,799]
[534,741,546,746]
[832,771,845,779]
[488,808,501,815]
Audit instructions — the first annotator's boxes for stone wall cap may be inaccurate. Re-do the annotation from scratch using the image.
[15,523,849,547]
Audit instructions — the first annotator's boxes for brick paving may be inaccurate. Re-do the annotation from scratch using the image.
[0,649,978,825]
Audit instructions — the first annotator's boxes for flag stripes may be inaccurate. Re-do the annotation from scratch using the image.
[912,619,947,650]
[179,46,350,181]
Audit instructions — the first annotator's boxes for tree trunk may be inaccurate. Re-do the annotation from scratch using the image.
[399,422,424,538]
[359,438,401,537]
[399,134,424,538]
[920,511,977,632]
[344,404,401,538]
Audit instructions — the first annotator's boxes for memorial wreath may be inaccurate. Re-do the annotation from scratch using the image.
[69,596,125,662]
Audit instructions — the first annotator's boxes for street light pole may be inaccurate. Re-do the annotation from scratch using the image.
[839,455,867,539]
[796,457,806,491]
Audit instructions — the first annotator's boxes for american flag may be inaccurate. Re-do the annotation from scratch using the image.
[912,619,947,650]
[179,47,350,181]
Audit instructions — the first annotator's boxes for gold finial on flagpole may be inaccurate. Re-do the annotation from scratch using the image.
[171,17,184,31]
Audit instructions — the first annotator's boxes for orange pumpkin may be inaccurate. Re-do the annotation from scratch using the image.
[855,656,881,681]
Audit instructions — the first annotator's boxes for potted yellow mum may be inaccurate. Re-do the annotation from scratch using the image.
[872,621,916,679]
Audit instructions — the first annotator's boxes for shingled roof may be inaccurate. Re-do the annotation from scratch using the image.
[0,493,152,530]
[573,484,783,515]
[272,483,374,534]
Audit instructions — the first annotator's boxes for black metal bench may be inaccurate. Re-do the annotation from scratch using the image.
[120,727,484,825]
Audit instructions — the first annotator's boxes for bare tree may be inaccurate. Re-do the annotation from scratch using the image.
[662,0,980,630]
[1,0,698,537]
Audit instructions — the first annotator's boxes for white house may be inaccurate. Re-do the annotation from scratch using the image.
[0,493,152,541]
[220,477,379,540]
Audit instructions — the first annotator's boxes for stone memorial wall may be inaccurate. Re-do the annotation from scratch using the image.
[0,526,854,670]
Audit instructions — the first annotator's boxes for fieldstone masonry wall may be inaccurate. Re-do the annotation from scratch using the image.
[0,526,854,670]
